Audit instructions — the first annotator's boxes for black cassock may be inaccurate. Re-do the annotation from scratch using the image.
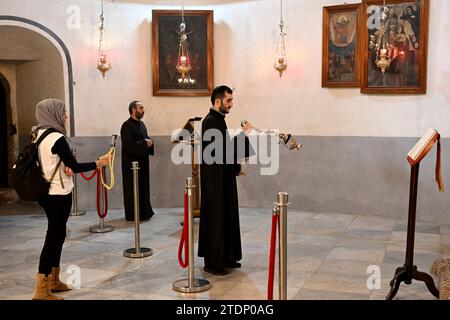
[198,109,254,269]
[120,117,155,221]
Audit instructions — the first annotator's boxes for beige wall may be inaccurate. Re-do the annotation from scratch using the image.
[16,58,65,138]
[0,0,449,138]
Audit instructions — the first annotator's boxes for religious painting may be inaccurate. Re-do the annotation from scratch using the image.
[361,0,429,94]
[152,10,214,96]
[322,4,362,88]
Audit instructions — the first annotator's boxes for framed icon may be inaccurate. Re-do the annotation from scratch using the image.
[322,3,362,88]
[361,0,429,94]
[152,10,214,97]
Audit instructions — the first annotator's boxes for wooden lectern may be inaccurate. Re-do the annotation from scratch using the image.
[172,117,202,218]
[386,129,443,300]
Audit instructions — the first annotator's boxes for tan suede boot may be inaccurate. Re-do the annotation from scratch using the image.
[50,267,71,292]
[32,273,64,300]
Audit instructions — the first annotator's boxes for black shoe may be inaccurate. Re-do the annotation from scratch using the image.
[203,267,227,275]
[126,217,150,222]
[141,213,155,221]
[226,262,241,268]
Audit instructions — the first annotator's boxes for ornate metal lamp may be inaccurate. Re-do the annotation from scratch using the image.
[376,46,391,74]
[176,0,195,86]
[97,0,112,78]
[274,0,287,78]
[375,0,391,73]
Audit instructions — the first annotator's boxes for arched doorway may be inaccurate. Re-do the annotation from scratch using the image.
[0,74,8,188]
[0,20,73,194]
[0,25,67,152]
[0,16,75,136]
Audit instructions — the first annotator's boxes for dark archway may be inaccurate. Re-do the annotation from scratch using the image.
[0,74,10,187]
[0,15,75,136]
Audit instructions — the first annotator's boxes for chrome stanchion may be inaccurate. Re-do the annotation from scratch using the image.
[89,218,114,233]
[173,178,210,293]
[70,149,86,216]
[275,192,289,300]
[123,161,153,258]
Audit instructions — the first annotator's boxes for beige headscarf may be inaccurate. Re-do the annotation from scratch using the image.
[34,99,67,136]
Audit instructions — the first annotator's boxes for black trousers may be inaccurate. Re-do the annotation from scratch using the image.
[37,193,72,275]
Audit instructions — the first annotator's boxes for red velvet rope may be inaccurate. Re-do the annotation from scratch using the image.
[267,214,279,300]
[96,167,108,219]
[78,168,109,219]
[178,191,189,268]
[80,169,98,181]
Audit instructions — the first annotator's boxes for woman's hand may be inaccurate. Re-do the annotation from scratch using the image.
[64,167,74,177]
[96,154,111,167]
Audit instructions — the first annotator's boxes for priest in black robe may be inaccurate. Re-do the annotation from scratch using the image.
[198,86,254,275]
[120,101,155,221]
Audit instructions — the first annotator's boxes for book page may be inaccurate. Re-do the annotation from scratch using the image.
[407,128,438,165]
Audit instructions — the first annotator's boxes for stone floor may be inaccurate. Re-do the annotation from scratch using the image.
[0,202,449,300]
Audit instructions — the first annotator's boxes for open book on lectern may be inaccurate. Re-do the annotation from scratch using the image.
[407,128,444,192]
[171,117,203,143]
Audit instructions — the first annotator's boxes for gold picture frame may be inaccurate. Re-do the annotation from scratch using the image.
[322,3,362,88]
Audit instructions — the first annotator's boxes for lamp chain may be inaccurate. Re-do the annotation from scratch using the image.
[181,0,185,25]
[98,0,104,53]
[279,0,284,31]
[382,0,387,47]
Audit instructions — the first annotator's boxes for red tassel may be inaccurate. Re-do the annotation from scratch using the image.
[435,136,444,192]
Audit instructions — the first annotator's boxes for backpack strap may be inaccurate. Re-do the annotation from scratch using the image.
[60,169,65,189]
[48,159,64,189]
[33,128,58,146]
[34,128,65,188]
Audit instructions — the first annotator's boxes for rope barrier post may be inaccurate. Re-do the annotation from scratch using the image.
[70,149,86,216]
[173,177,210,293]
[85,134,116,233]
[90,218,114,233]
[268,192,289,300]
[277,192,289,300]
[89,166,114,233]
[123,161,153,258]
[267,203,279,301]
[89,172,114,232]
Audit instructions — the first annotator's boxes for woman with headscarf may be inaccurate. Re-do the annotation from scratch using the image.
[31,99,110,300]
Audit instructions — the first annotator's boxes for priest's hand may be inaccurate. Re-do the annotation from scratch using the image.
[145,138,154,148]
[241,121,254,135]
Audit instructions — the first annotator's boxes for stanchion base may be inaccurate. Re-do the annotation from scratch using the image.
[123,247,153,258]
[70,211,86,217]
[173,278,211,293]
[89,224,114,233]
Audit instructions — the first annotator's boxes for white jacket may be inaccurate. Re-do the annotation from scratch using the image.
[35,129,74,195]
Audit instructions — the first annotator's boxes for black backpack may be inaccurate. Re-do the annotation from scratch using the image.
[11,128,62,201]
